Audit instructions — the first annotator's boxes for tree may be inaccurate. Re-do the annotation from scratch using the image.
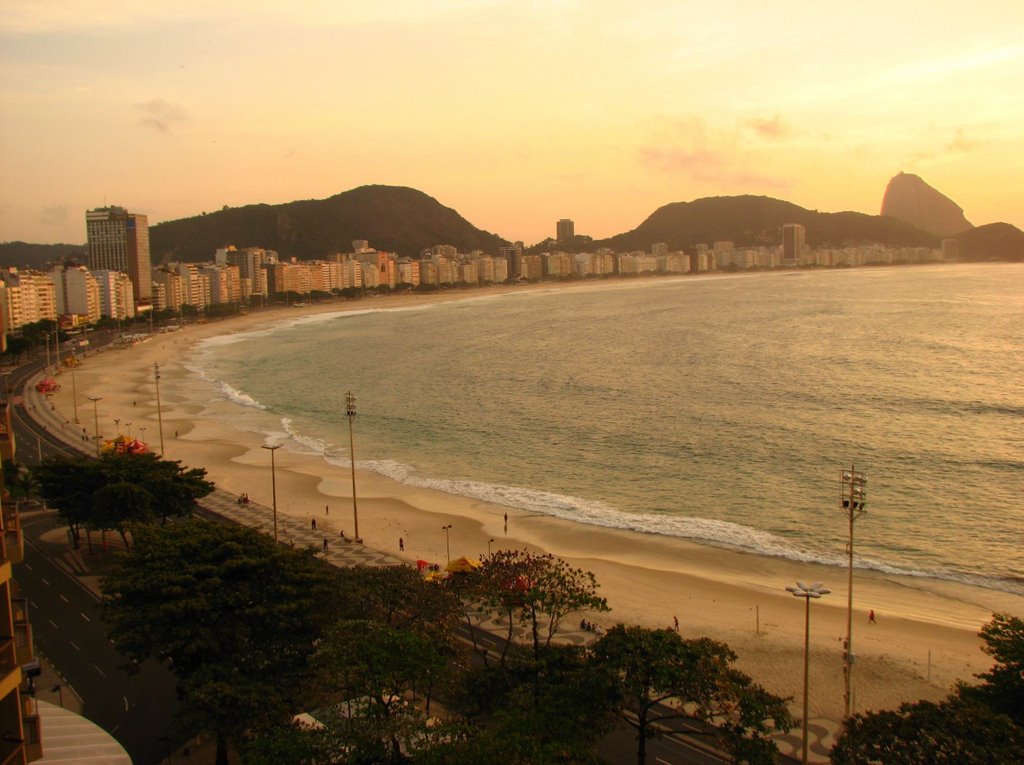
[101,520,344,765]
[591,625,793,765]
[308,619,453,763]
[33,452,214,546]
[465,549,609,662]
[960,612,1024,725]
[831,697,1024,764]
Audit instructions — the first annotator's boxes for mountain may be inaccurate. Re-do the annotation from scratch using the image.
[954,222,1024,262]
[149,185,509,262]
[0,241,86,270]
[880,172,972,237]
[592,195,939,253]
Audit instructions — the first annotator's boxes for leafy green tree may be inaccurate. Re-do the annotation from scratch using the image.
[591,625,793,765]
[439,643,613,764]
[33,452,213,546]
[831,697,1024,764]
[464,549,609,663]
[101,520,344,765]
[306,619,453,763]
[33,455,105,547]
[960,612,1024,725]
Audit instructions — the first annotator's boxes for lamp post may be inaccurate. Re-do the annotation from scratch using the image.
[139,426,147,446]
[87,395,102,456]
[442,524,452,563]
[154,362,165,455]
[839,466,867,719]
[488,538,494,556]
[345,391,360,543]
[787,581,831,765]
[70,354,79,424]
[262,444,281,542]
[114,418,120,435]
[125,421,133,440]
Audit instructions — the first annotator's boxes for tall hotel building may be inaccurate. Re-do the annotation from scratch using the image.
[85,207,152,304]
[556,219,574,242]
[781,223,805,267]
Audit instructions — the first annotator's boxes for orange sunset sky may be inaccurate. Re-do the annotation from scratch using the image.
[1,0,1022,246]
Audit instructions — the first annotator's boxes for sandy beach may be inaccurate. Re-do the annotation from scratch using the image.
[37,284,1024,740]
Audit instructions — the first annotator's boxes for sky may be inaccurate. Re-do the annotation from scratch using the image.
[1,0,1022,246]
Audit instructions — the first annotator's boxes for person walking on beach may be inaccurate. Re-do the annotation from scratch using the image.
[868,609,876,624]
[323,537,329,551]
[673,615,679,632]
[504,513,508,534]
[311,518,317,531]
[399,537,404,551]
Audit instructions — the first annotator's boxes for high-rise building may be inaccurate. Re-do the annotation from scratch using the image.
[85,207,152,304]
[781,223,805,267]
[556,219,574,242]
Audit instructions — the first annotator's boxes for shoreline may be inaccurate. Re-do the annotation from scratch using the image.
[38,278,1024,730]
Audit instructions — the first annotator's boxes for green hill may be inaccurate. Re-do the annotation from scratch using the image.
[149,185,509,262]
[592,195,939,252]
[954,222,1024,262]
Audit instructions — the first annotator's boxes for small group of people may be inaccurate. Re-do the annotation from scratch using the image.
[579,619,604,636]
[236,493,250,504]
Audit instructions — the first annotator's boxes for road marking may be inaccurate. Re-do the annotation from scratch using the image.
[48,619,58,629]
[41,578,50,586]
[69,641,80,652]
[94,665,106,678]
[30,600,38,610]
[123,696,129,712]
[80,612,90,622]
[24,563,32,571]
[59,594,69,603]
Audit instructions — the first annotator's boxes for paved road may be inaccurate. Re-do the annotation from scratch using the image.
[16,509,185,765]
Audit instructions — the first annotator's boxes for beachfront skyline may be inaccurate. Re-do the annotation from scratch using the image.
[2,1,1023,245]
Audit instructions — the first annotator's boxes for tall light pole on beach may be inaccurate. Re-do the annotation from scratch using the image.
[87,395,102,456]
[262,444,281,542]
[154,362,165,455]
[345,391,361,543]
[787,581,830,765]
[69,354,79,424]
[840,466,867,719]
[442,524,452,563]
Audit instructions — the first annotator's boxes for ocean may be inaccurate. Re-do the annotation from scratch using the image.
[187,263,1024,594]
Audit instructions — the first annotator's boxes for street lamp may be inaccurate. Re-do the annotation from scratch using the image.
[70,353,79,424]
[345,391,360,543]
[154,362,165,455]
[262,444,281,542]
[839,466,867,718]
[125,421,133,440]
[442,524,453,563]
[139,426,147,446]
[114,418,120,435]
[87,395,102,456]
[787,581,831,765]
[488,538,494,556]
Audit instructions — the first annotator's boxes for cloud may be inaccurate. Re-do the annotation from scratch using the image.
[742,114,791,139]
[135,99,187,133]
[39,205,69,226]
[946,128,979,154]
[639,117,790,191]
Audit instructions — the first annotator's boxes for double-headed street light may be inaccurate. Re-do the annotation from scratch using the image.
[442,524,453,563]
[154,362,165,455]
[345,391,361,543]
[787,581,831,765]
[262,444,281,542]
[839,466,867,719]
[87,395,102,456]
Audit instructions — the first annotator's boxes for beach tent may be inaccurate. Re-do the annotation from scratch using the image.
[445,556,482,573]
[416,559,431,572]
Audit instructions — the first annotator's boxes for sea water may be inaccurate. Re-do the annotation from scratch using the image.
[187,264,1024,593]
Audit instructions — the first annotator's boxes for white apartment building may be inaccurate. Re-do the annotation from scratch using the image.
[0,268,58,330]
[49,264,101,323]
[92,270,137,319]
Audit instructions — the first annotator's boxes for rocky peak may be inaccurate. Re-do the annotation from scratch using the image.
[880,172,972,237]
